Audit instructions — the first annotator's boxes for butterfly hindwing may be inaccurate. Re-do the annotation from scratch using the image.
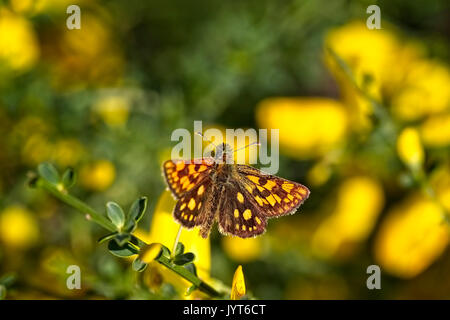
[218,183,267,238]
[162,158,214,199]
[236,165,310,218]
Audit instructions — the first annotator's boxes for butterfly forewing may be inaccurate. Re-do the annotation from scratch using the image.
[236,165,310,217]
[162,158,214,199]
[172,178,212,229]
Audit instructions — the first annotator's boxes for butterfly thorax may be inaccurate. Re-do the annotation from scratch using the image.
[213,143,233,164]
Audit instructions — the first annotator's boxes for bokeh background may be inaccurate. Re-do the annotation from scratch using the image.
[0,0,449,299]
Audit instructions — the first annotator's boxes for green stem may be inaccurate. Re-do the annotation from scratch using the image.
[36,179,116,232]
[33,177,223,298]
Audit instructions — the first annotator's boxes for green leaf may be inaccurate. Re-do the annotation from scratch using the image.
[97,232,118,244]
[106,202,125,230]
[38,162,60,184]
[175,242,185,256]
[173,252,195,265]
[114,233,131,247]
[124,197,147,232]
[62,168,76,189]
[132,258,148,272]
[108,239,139,257]
[184,263,197,277]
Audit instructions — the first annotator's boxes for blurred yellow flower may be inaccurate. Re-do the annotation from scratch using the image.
[222,236,263,263]
[397,127,424,170]
[137,190,211,298]
[256,98,348,159]
[374,195,449,278]
[52,13,123,88]
[0,206,39,249]
[391,60,450,121]
[52,138,84,167]
[230,265,246,300]
[312,176,384,259]
[325,21,398,131]
[420,113,450,148]
[94,95,131,128]
[0,9,39,72]
[21,133,53,166]
[79,160,116,191]
[307,161,332,187]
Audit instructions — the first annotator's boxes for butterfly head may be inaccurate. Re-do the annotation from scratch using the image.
[214,143,233,163]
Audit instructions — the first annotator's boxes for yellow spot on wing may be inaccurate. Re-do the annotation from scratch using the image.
[197,185,205,195]
[237,192,244,203]
[235,224,239,230]
[273,194,282,203]
[188,198,196,210]
[198,165,208,172]
[254,196,263,206]
[180,203,186,210]
[189,215,193,221]
[188,165,196,174]
[165,162,174,168]
[242,225,246,231]
[180,176,188,184]
[234,209,239,218]
[266,195,276,206]
[243,209,252,220]
[176,162,185,171]
[282,183,294,192]
[263,180,277,190]
[247,175,260,184]
[255,217,261,225]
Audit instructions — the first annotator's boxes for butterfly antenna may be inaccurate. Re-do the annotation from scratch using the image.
[233,141,261,153]
[195,131,218,148]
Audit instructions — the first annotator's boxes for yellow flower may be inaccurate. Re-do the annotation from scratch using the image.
[0,9,39,72]
[307,161,332,187]
[374,194,449,278]
[79,160,116,191]
[391,60,450,121]
[312,176,384,259]
[21,133,53,166]
[52,138,84,167]
[420,113,450,148]
[397,127,424,169]
[0,206,39,249]
[256,98,348,159]
[138,191,211,298]
[325,21,398,131]
[93,95,130,128]
[222,236,263,263]
[230,265,246,300]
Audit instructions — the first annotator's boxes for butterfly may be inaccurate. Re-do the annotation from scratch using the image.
[162,141,310,238]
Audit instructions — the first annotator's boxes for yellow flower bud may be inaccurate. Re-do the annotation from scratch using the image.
[396,127,424,169]
[230,265,246,300]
